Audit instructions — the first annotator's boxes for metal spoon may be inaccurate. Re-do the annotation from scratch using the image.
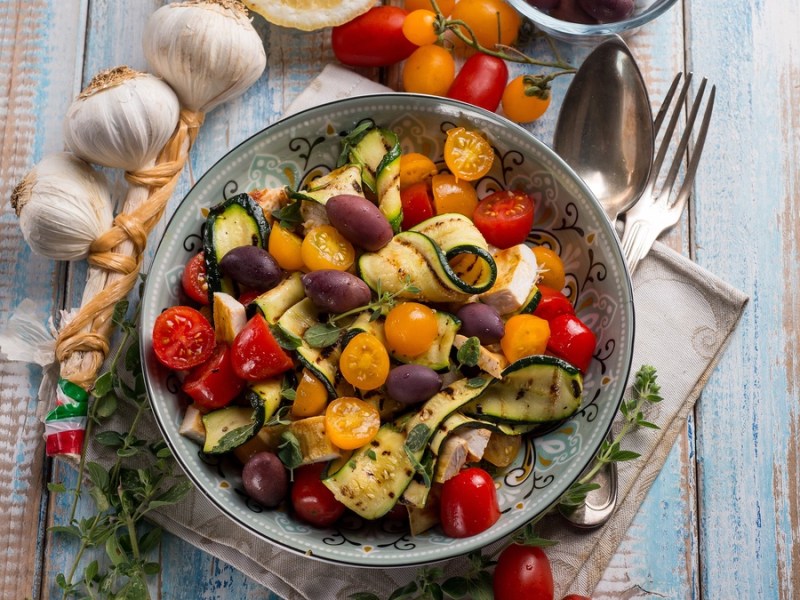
[552,37,653,528]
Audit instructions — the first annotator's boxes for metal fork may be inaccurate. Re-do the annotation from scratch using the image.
[620,72,716,274]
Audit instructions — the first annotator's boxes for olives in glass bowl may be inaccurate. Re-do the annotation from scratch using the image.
[507,0,678,43]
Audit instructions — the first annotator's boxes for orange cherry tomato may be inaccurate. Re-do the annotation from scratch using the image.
[431,173,479,218]
[502,75,552,124]
[339,332,390,390]
[405,0,455,16]
[449,0,521,48]
[402,9,439,46]
[400,152,438,189]
[443,127,494,181]
[385,302,439,356]
[269,224,305,271]
[500,314,550,363]
[292,369,329,418]
[325,396,381,450]
[402,45,456,96]
[301,225,355,271]
[532,246,566,291]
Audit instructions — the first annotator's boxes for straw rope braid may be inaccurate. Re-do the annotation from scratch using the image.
[55,109,205,389]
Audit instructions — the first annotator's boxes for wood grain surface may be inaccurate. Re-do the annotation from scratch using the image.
[0,0,797,598]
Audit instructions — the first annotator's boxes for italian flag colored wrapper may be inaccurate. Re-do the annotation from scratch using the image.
[44,379,89,458]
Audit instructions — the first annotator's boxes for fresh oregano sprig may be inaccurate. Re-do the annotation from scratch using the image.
[49,283,191,600]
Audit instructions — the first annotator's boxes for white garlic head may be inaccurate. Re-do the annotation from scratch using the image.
[143,0,266,114]
[10,152,113,261]
[63,66,181,173]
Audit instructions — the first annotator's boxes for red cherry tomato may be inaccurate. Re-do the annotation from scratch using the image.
[546,313,597,373]
[331,6,417,67]
[291,463,346,527]
[238,288,262,307]
[230,314,294,381]
[473,190,535,248]
[181,252,210,305]
[400,181,435,229]
[446,53,509,112]
[182,343,246,410]
[439,467,500,538]
[493,544,554,600]
[152,305,215,371]
[533,285,575,321]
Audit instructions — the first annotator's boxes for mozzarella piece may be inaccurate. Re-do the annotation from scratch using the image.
[178,404,206,444]
[478,244,539,314]
[212,292,247,344]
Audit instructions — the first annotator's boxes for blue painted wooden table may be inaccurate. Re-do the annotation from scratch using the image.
[1,1,797,598]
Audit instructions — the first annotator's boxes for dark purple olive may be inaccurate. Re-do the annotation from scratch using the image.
[301,270,372,313]
[326,194,394,252]
[219,245,282,292]
[527,0,560,9]
[386,364,443,405]
[456,303,505,345]
[550,0,598,23]
[242,451,288,508]
[578,0,634,22]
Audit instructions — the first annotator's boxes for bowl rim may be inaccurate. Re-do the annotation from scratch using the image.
[140,92,636,567]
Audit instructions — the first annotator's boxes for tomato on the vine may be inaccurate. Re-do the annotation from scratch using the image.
[443,127,494,181]
[473,189,535,248]
[182,343,246,410]
[181,252,210,305]
[402,9,439,46]
[439,467,500,538]
[502,75,552,123]
[331,6,417,67]
[230,314,294,381]
[405,0,455,15]
[400,181,435,229]
[152,305,215,371]
[493,544,554,600]
[546,313,596,373]
[402,44,455,96]
[291,463,346,528]
[446,53,509,112]
[449,0,521,48]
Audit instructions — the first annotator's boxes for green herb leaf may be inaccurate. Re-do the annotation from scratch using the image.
[48,482,67,493]
[93,371,113,399]
[149,481,193,511]
[366,449,377,461]
[111,300,129,327]
[304,322,342,348]
[466,376,487,388]
[278,431,304,470]
[271,200,303,228]
[457,336,481,367]
[96,431,125,449]
[405,423,430,453]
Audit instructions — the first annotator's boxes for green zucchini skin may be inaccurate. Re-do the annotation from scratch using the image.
[291,164,364,205]
[390,310,460,372]
[252,271,305,324]
[463,355,583,424]
[203,193,270,299]
[202,401,265,455]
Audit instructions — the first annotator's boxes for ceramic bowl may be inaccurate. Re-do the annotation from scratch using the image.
[507,0,678,44]
[140,93,635,567]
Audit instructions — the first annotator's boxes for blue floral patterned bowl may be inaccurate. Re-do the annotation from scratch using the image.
[140,93,634,567]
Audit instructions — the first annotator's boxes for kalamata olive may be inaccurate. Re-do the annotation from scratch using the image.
[242,451,288,508]
[219,245,282,292]
[456,303,505,345]
[326,194,394,251]
[578,0,634,22]
[386,364,443,405]
[527,0,560,9]
[550,0,597,23]
[301,270,372,313]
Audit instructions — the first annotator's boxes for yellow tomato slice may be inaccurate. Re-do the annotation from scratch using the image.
[301,224,355,271]
[268,224,305,271]
[400,152,438,189]
[292,369,329,418]
[339,332,390,390]
[325,396,381,450]
[532,246,566,291]
[443,127,494,181]
[500,314,550,363]
[431,173,479,218]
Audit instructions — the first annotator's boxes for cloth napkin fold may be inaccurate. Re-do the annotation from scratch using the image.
[83,65,749,599]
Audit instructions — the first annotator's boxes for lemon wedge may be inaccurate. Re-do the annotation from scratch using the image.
[244,0,377,31]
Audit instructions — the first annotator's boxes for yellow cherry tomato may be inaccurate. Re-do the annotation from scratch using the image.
[532,246,566,291]
[292,369,329,418]
[402,45,455,96]
[502,76,552,124]
[400,152,438,189]
[268,224,305,271]
[443,127,494,182]
[501,314,551,363]
[403,9,439,46]
[431,173,479,218]
[301,225,355,271]
[325,396,381,450]
[339,332,390,390]
[449,0,521,48]
[385,302,439,357]
[405,0,455,15]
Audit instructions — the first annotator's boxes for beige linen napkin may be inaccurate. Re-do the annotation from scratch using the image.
[84,66,748,599]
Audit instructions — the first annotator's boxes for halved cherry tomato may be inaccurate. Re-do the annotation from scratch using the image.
[533,285,575,321]
[447,53,509,112]
[385,302,438,356]
[291,463,346,528]
[501,313,550,363]
[431,173,479,218]
[301,225,355,272]
[493,544,554,600]
[268,224,305,271]
[182,343,246,410]
[325,396,381,450]
[402,44,456,96]
[230,314,294,381]
[292,369,329,418]
[502,75,552,123]
[402,9,438,46]
[400,181,435,229]
[152,305,215,371]
[331,6,417,67]
[400,152,438,189]
[473,190,535,248]
[532,246,566,291]
[439,467,500,538]
[546,313,596,373]
[181,252,210,305]
[444,127,494,181]
[238,288,262,307]
[339,332,390,390]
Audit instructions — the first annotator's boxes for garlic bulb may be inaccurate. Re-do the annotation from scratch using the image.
[142,0,266,114]
[10,152,113,261]
[63,66,181,173]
